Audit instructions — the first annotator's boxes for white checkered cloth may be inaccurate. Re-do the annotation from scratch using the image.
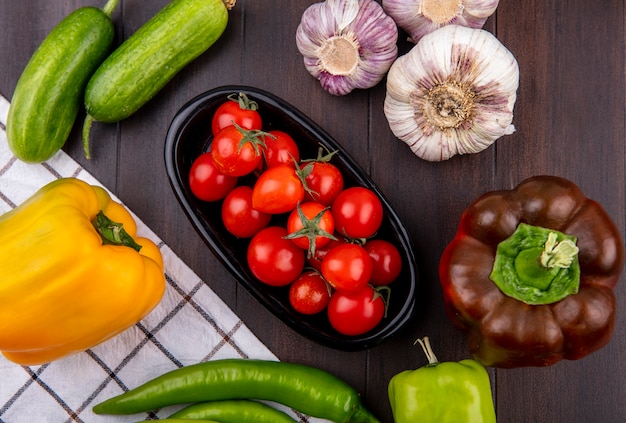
[0,94,322,423]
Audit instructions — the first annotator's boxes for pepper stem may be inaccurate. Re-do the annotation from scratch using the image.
[82,115,94,160]
[416,337,438,366]
[101,0,120,16]
[93,211,142,252]
[222,0,236,10]
[540,232,579,268]
[490,223,581,305]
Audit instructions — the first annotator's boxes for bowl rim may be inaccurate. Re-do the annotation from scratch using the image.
[164,85,418,350]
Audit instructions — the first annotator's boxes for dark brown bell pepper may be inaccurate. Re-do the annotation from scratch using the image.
[439,175,624,368]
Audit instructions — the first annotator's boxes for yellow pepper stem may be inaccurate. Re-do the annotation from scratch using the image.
[93,211,142,252]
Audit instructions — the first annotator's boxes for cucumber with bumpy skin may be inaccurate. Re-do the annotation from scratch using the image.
[83,0,235,159]
[6,0,118,164]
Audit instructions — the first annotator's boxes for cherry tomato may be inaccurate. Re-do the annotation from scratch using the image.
[252,164,305,214]
[307,235,348,272]
[188,152,238,202]
[321,243,373,291]
[211,126,265,177]
[364,239,403,285]
[247,226,305,286]
[286,202,335,254]
[221,186,271,238]
[264,130,300,168]
[327,285,385,336]
[211,93,262,135]
[288,271,331,315]
[332,187,383,239]
[301,161,344,206]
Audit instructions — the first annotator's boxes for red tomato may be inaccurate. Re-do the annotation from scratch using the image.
[247,226,305,286]
[221,186,271,238]
[289,271,331,315]
[332,187,383,238]
[188,152,238,202]
[211,126,265,177]
[211,93,262,135]
[301,161,344,206]
[327,285,385,336]
[264,130,300,168]
[307,235,348,271]
[321,243,373,291]
[286,202,335,254]
[364,239,403,285]
[252,165,305,214]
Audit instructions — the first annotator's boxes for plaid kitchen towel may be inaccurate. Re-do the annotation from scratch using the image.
[0,94,323,423]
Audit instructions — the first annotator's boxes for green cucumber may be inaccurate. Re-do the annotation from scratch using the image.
[83,0,234,159]
[6,0,118,164]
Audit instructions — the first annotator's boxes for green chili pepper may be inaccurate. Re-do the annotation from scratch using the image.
[93,359,379,423]
[490,223,580,304]
[388,337,496,423]
[134,420,218,423]
[168,399,297,423]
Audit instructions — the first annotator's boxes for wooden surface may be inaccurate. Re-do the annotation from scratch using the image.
[1,1,624,421]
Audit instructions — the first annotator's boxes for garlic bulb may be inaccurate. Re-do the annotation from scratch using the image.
[383,0,499,43]
[384,25,519,162]
[296,0,398,96]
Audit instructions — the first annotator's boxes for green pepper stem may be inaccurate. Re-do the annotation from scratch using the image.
[349,402,381,423]
[93,211,142,252]
[416,337,438,366]
[489,223,581,305]
[82,115,94,160]
[102,0,120,16]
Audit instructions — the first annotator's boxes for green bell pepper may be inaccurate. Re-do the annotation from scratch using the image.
[388,337,496,423]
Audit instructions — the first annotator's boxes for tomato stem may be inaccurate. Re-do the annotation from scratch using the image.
[232,122,273,156]
[284,203,337,259]
[374,285,391,318]
[301,145,339,164]
[227,91,258,111]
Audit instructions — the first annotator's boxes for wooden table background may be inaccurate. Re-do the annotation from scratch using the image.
[1,1,624,422]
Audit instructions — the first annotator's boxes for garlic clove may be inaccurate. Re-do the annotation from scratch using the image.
[383,0,500,43]
[296,0,399,96]
[384,25,519,162]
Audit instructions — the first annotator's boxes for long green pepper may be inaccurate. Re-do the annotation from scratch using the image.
[169,399,297,423]
[93,359,379,423]
[134,420,218,423]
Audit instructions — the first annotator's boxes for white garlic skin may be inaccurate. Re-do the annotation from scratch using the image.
[383,0,499,43]
[384,25,519,162]
[296,0,399,96]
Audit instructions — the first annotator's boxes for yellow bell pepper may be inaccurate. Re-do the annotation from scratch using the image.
[0,178,165,365]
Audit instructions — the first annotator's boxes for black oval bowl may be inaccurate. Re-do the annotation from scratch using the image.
[164,85,418,351]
